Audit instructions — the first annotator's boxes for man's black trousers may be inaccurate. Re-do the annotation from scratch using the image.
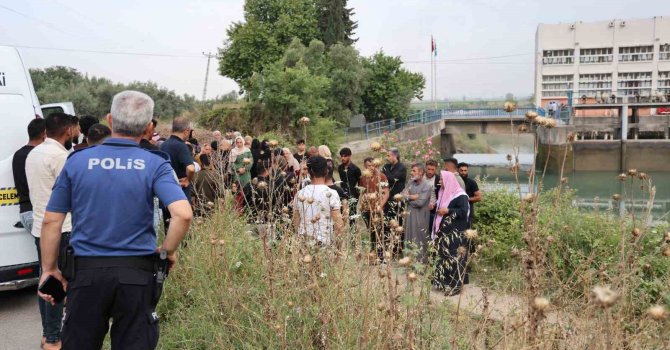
[62,264,159,350]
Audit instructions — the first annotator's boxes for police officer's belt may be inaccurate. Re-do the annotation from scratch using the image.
[75,255,156,272]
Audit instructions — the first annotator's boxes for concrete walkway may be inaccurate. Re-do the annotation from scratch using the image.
[0,286,42,350]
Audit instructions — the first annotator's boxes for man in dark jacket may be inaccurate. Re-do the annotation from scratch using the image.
[337,147,361,224]
[382,147,407,256]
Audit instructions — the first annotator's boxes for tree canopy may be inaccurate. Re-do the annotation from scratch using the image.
[30,66,203,119]
[218,0,358,92]
[360,52,425,121]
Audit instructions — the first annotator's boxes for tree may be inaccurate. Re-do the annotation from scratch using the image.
[30,66,200,118]
[360,51,425,121]
[218,0,319,92]
[247,39,330,130]
[317,0,357,46]
[505,92,516,102]
[324,43,367,124]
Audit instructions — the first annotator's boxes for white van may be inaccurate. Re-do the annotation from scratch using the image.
[41,102,75,118]
[0,46,43,291]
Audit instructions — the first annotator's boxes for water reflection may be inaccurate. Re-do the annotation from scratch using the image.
[456,153,670,223]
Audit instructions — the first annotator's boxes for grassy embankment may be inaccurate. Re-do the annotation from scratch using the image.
[155,175,670,348]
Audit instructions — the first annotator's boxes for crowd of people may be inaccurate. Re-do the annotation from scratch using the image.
[149,118,483,297]
[11,91,482,349]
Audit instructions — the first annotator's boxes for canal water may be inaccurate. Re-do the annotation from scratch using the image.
[456,153,670,223]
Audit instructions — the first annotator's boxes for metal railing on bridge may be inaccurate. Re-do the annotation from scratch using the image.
[358,107,539,139]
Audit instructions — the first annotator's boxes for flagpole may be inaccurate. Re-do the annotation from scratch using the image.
[433,37,437,110]
[430,35,434,110]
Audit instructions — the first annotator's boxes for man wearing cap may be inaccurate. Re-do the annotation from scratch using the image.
[37,90,192,349]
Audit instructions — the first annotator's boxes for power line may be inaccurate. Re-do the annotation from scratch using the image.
[404,52,534,63]
[0,4,82,38]
[404,61,533,65]
[2,43,205,58]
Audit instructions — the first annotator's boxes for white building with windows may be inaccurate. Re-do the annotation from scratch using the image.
[535,16,670,108]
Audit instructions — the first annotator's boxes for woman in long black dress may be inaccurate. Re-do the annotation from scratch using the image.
[432,170,470,296]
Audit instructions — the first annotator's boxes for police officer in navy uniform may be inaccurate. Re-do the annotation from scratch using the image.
[38,91,193,350]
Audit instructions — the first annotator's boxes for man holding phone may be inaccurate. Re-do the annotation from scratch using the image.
[26,112,77,349]
[38,91,193,350]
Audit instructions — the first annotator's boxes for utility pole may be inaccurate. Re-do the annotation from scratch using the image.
[202,52,217,101]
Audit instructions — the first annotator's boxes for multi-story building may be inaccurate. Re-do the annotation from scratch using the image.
[535,16,670,109]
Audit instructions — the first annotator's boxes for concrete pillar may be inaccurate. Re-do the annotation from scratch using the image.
[620,105,628,173]
[621,105,628,141]
[440,133,456,157]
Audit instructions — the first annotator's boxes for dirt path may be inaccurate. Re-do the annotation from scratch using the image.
[388,267,560,324]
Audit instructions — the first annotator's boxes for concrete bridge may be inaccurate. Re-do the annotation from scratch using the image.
[343,103,670,173]
[344,107,538,154]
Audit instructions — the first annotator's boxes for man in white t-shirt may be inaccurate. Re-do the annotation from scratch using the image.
[293,156,343,246]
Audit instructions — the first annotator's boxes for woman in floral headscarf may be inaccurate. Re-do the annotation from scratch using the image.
[432,170,470,296]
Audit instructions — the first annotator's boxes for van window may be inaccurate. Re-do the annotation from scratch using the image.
[41,106,64,118]
[0,95,33,161]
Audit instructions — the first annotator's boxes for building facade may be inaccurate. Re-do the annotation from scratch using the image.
[535,17,670,109]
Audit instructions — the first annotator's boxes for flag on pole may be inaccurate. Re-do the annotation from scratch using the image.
[431,36,437,57]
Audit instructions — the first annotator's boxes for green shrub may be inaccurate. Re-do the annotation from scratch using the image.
[305,116,344,151]
[473,189,523,268]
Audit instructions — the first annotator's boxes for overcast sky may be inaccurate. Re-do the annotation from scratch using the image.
[1,0,669,101]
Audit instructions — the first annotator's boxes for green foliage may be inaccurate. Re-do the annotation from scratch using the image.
[218,0,319,91]
[257,130,293,148]
[317,0,357,46]
[361,51,425,121]
[220,0,422,128]
[31,66,201,118]
[325,43,367,124]
[473,187,670,313]
[473,188,523,267]
[197,104,248,132]
[248,39,331,130]
[158,203,450,349]
[306,116,343,152]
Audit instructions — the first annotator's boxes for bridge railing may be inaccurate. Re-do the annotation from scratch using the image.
[362,107,539,139]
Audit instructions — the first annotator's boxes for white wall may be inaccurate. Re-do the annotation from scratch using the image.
[534,16,670,106]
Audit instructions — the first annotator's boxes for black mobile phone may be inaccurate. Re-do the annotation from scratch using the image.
[38,275,66,303]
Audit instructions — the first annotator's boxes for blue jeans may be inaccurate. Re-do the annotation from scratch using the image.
[34,237,64,343]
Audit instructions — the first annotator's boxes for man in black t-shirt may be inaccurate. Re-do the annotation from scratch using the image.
[337,147,361,224]
[159,117,195,230]
[140,119,159,150]
[12,118,46,233]
[160,117,195,199]
[457,162,482,227]
[382,148,407,256]
[294,139,307,164]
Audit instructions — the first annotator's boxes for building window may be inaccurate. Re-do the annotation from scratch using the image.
[659,71,670,94]
[579,48,613,64]
[542,75,573,97]
[618,45,654,62]
[617,72,652,97]
[579,73,612,98]
[542,49,574,65]
[660,44,670,61]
